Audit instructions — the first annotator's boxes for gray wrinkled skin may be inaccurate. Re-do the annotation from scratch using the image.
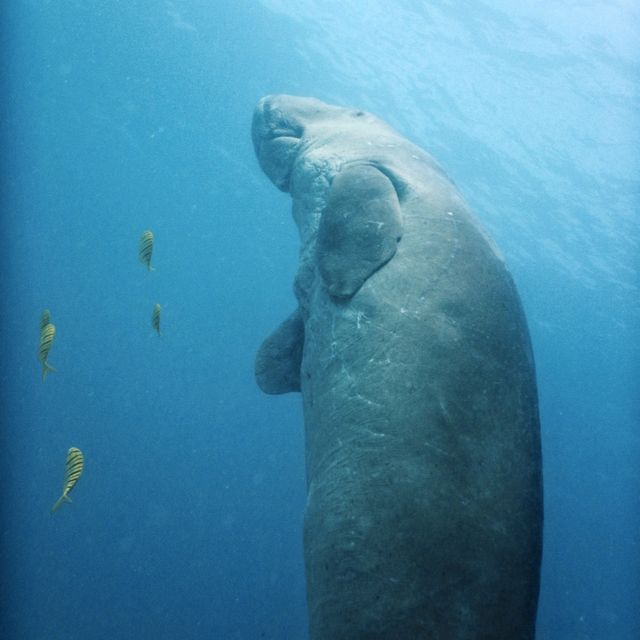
[252,95,543,640]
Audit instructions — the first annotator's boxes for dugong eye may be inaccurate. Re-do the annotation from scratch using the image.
[353,111,365,117]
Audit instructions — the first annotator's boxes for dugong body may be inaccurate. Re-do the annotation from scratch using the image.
[252,95,543,639]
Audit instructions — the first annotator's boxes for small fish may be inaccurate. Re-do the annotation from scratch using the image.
[151,303,161,335]
[139,230,155,271]
[38,322,56,382]
[40,309,51,332]
[51,447,84,513]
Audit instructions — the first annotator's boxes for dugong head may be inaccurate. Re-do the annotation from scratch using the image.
[251,95,386,193]
[253,94,417,319]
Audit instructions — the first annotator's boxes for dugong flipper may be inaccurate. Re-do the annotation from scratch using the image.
[252,95,543,640]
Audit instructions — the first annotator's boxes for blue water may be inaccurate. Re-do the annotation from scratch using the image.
[2,1,638,638]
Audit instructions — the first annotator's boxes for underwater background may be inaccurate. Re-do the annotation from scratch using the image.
[1,1,638,638]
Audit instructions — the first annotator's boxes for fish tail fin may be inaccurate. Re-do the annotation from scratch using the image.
[42,362,56,382]
[51,493,67,513]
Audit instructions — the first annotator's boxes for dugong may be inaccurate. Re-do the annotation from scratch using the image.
[252,95,543,639]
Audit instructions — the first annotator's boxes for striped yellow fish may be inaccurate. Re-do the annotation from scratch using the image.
[40,309,51,332]
[38,322,56,382]
[139,230,155,271]
[151,303,161,335]
[51,447,84,513]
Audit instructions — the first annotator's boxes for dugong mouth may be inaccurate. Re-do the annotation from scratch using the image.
[252,96,305,192]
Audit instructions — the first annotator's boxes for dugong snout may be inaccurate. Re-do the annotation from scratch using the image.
[251,95,312,191]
